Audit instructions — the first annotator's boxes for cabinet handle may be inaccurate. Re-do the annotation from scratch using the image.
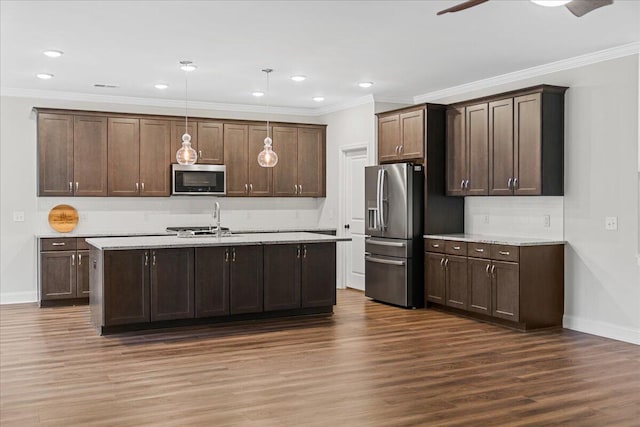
[296,246,301,258]
[145,252,149,266]
[475,248,484,253]
[491,264,496,276]
[75,182,79,192]
[136,182,139,192]
[298,184,302,195]
[453,246,461,250]
[199,150,203,159]
[232,248,236,262]
[294,184,298,195]
[499,251,510,255]
[141,182,145,192]
[399,145,404,154]
[152,252,156,266]
[51,242,66,246]
[486,264,491,277]
[245,184,248,193]
[513,178,518,190]
[68,182,73,193]
[225,249,229,263]
[440,258,445,269]
[465,179,470,189]
[507,177,513,190]
[444,258,449,268]
[303,245,307,258]
[249,183,253,193]
[460,180,465,190]
[78,253,82,265]
[71,254,75,266]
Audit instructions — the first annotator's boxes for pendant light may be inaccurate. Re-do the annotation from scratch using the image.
[257,68,278,168]
[176,60,198,165]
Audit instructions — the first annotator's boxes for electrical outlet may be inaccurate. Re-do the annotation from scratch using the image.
[483,215,490,224]
[543,215,551,228]
[13,211,25,222]
[605,216,618,231]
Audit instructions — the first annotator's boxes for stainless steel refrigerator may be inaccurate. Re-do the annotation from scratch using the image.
[364,163,423,308]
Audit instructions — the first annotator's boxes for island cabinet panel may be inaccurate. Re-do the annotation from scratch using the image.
[108,118,140,196]
[195,247,230,318]
[104,250,150,326]
[247,126,273,196]
[170,121,198,165]
[272,126,299,196]
[73,116,108,196]
[229,245,264,314]
[150,248,194,321]
[301,242,336,307]
[197,121,224,164]
[38,113,74,196]
[263,244,301,311]
[139,119,171,197]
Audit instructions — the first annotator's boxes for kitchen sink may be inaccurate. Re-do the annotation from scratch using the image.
[176,229,239,238]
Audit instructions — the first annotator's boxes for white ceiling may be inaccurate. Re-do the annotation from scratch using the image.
[1,0,639,114]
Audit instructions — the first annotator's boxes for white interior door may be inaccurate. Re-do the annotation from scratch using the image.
[339,146,367,291]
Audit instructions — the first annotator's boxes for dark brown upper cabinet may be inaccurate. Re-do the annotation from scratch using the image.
[247,125,273,196]
[37,113,107,196]
[446,85,567,196]
[170,121,198,164]
[108,118,140,196]
[197,121,224,164]
[224,124,274,196]
[273,126,299,196]
[139,119,171,196]
[377,106,425,164]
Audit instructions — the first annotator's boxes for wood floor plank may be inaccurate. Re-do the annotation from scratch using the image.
[1,289,639,426]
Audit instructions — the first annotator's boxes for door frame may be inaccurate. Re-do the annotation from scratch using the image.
[337,143,369,290]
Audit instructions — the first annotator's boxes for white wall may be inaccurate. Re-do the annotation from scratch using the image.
[432,55,640,344]
[0,96,325,303]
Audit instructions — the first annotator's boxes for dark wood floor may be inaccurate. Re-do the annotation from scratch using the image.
[1,289,639,426]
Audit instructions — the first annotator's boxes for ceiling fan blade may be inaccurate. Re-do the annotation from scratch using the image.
[565,0,613,17]
[437,0,489,16]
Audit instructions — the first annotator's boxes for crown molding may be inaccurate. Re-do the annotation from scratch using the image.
[314,94,375,116]
[414,42,640,103]
[373,96,414,105]
[0,87,319,117]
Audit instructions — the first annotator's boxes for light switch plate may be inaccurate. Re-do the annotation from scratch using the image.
[13,211,25,222]
[605,216,618,231]
[543,215,551,228]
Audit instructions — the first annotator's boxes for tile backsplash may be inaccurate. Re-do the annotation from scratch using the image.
[464,196,563,239]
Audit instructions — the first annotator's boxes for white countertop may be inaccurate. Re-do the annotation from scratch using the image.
[423,234,566,246]
[36,227,337,239]
[87,232,350,250]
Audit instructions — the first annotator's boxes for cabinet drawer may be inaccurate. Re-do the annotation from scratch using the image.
[425,239,445,253]
[491,245,519,262]
[76,238,90,250]
[41,238,77,252]
[445,240,467,255]
[468,242,491,258]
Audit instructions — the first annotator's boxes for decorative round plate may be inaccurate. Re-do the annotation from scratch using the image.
[48,204,79,233]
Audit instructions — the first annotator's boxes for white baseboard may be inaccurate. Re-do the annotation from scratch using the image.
[0,291,38,305]
[563,315,640,345]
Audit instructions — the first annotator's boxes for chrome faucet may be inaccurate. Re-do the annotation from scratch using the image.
[211,201,221,237]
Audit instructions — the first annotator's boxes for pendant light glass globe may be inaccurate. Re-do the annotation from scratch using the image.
[258,136,278,167]
[530,0,571,6]
[176,133,198,165]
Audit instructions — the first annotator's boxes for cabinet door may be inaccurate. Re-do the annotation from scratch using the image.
[230,246,264,314]
[197,121,224,164]
[492,261,520,321]
[224,124,249,196]
[466,103,489,196]
[467,257,491,315]
[195,247,230,317]
[139,119,171,197]
[263,244,301,311]
[40,251,76,300]
[73,116,108,196]
[425,252,446,304]
[297,127,325,197]
[76,250,91,297]
[446,107,466,196]
[108,118,140,196]
[170,121,198,164]
[514,93,542,195]
[445,255,468,309]
[38,113,74,196]
[150,248,194,321]
[104,250,150,326]
[399,109,424,160]
[301,243,336,307]
[247,125,273,196]
[272,126,298,196]
[378,114,400,163]
[488,99,514,196]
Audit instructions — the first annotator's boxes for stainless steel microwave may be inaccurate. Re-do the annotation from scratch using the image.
[171,164,226,195]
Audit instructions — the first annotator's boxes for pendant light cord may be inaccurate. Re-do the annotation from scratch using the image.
[184,68,188,132]
[266,70,270,139]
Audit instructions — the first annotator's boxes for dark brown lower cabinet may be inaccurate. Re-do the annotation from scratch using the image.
[424,252,445,304]
[150,248,194,321]
[301,242,336,307]
[492,261,519,321]
[76,250,91,297]
[468,257,492,315]
[263,244,301,311]
[104,250,150,326]
[444,255,467,310]
[41,251,76,300]
[229,246,264,314]
[195,247,230,317]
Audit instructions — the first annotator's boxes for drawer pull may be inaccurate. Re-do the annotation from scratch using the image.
[51,242,66,246]
[453,246,461,250]
[499,251,510,255]
[432,244,440,248]
[366,256,405,266]
[475,248,484,253]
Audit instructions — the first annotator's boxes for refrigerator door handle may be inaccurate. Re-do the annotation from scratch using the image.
[376,169,382,230]
[365,255,406,266]
[379,169,386,230]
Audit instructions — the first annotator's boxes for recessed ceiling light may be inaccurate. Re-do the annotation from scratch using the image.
[94,83,119,88]
[358,81,374,88]
[252,91,265,97]
[43,50,63,58]
[154,83,169,90]
[36,73,54,80]
[312,96,325,102]
[290,75,307,82]
[530,0,571,6]
[179,61,197,72]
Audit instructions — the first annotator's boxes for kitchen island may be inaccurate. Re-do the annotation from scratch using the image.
[87,232,349,334]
